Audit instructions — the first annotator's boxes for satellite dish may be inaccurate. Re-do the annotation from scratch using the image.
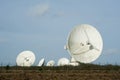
[46,60,55,66]
[69,62,79,66]
[69,57,79,66]
[38,58,45,66]
[70,57,76,63]
[16,50,35,67]
[57,58,69,66]
[66,24,103,63]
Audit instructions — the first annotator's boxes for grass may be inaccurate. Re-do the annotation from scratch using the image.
[0,64,120,80]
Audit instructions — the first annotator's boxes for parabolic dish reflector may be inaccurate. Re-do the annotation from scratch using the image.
[46,60,55,66]
[57,58,69,66]
[16,50,35,67]
[70,57,76,63]
[38,58,45,66]
[66,24,103,63]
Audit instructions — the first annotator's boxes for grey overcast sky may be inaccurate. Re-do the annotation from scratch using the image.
[0,0,120,65]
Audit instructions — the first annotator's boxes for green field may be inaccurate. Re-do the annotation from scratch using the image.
[0,64,120,80]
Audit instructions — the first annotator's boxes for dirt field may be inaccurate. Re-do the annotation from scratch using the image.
[0,64,120,80]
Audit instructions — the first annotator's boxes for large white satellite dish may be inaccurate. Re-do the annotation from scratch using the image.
[38,58,45,66]
[66,24,103,63]
[46,60,55,66]
[16,50,35,67]
[57,58,69,66]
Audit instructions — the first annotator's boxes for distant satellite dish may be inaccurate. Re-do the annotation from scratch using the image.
[70,57,76,63]
[69,57,79,66]
[38,58,45,66]
[66,24,103,63]
[16,50,35,67]
[57,58,69,66]
[69,62,79,66]
[46,60,55,66]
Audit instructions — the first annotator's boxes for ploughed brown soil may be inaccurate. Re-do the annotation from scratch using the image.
[0,64,120,80]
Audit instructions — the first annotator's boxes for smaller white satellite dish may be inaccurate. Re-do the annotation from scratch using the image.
[69,57,79,66]
[70,57,76,63]
[38,58,45,66]
[16,50,35,67]
[57,58,69,66]
[46,60,55,66]
[69,62,79,66]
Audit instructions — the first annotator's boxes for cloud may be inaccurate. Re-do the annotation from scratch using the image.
[103,49,120,54]
[28,4,49,17]
[52,11,81,18]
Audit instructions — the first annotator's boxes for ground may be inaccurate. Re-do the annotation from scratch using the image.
[0,64,120,80]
